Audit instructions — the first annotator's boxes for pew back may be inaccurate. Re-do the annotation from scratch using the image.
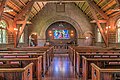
[0,63,33,80]
[91,63,120,80]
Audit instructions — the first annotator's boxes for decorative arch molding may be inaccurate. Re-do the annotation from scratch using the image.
[109,15,120,30]
[39,15,83,39]
[83,31,94,37]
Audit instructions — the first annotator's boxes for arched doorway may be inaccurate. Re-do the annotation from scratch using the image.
[29,33,38,46]
[46,21,77,47]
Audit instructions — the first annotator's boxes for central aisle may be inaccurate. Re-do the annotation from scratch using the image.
[43,55,78,80]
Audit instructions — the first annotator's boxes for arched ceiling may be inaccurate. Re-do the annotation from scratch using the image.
[0,0,120,21]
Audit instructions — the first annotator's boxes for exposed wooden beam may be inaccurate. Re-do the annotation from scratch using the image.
[86,0,109,20]
[13,20,17,48]
[15,1,34,47]
[90,20,107,23]
[14,1,34,20]
[16,21,32,24]
[0,0,8,19]
[3,13,14,19]
[2,14,13,21]
[86,0,108,47]
[16,16,28,47]
[116,0,120,5]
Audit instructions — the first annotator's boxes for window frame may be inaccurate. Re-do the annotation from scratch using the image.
[0,20,8,44]
[96,28,102,42]
[116,18,120,43]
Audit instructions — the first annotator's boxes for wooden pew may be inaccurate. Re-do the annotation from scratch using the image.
[82,56,120,80]
[68,46,109,66]
[0,52,47,76]
[0,56,42,80]
[76,52,120,76]
[0,46,54,75]
[91,63,120,80]
[68,46,120,75]
[3,47,54,68]
[0,63,33,80]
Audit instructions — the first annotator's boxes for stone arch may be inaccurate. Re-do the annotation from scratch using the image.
[39,15,83,39]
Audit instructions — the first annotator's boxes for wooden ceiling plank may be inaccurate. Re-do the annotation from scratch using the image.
[9,0,22,11]
[79,2,84,8]
[81,2,88,11]
[33,6,39,13]
[84,6,90,13]
[81,2,85,9]
[14,1,34,20]
[110,11,120,17]
[36,2,42,9]
[3,13,14,19]
[83,4,89,12]
[86,0,109,20]
[6,11,17,16]
[19,0,26,6]
[102,0,116,11]
[105,9,115,15]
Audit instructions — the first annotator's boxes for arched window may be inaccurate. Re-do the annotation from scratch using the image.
[117,18,120,43]
[19,27,24,43]
[0,20,7,43]
[97,28,102,42]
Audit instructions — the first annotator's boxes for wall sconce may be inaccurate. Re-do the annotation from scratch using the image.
[71,33,74,36]
[14,28,18,31]
[106,26,111,29]
[49,30,52,36]
[86,37,89,39]
[49,33,52,36]
[49,31,52,34]
[71,30,74,33]
[105,26,111,34]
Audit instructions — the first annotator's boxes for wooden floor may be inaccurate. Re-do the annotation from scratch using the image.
[42,54,78,80]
